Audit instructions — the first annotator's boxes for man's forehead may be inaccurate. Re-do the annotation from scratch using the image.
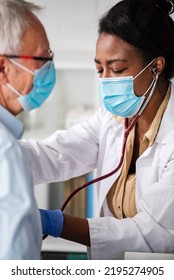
[20,22,49,55]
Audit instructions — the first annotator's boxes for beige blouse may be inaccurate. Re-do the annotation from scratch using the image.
[107,84,171,219]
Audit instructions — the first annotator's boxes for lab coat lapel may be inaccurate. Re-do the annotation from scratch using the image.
[136,82,174,198]
[155,82,174,144]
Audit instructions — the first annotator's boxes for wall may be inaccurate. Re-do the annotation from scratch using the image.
[32,0,118,52]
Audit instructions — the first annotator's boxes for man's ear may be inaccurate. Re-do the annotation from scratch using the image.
[0,56,8,85]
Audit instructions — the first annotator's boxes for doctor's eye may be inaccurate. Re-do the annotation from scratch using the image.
[112,68,127,74]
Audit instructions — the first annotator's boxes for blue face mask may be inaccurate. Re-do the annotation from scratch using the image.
[99,59,158,118]
[6,59,56,112]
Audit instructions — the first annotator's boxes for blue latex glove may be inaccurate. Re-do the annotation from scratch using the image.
[39,209,64,237]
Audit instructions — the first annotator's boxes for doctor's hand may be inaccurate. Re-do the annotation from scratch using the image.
[39,209,64,238]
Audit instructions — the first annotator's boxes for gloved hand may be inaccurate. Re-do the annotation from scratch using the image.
[39,209,64,238]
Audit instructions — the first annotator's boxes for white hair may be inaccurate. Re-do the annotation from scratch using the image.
[0,0,42,54]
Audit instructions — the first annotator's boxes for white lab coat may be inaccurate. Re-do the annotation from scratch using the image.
[21,82,174,259]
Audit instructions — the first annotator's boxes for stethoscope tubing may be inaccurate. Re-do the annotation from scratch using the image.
[42,71,159,240]
[42,114,139,240]
[61,115,139,211]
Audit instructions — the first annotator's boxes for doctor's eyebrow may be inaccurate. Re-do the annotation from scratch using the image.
[94,58,128,65]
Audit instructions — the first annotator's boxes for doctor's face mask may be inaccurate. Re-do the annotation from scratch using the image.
[99,59,157,118]
[6,59,56,112]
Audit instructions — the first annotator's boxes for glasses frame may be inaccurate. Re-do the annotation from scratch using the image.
[1,49,54,62]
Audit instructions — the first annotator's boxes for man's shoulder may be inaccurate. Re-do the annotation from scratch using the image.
[0,122,17,146]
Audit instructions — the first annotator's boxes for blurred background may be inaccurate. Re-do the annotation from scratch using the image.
[22,0,118,259]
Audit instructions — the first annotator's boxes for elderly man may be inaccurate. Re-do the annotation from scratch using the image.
[0,0,55,259]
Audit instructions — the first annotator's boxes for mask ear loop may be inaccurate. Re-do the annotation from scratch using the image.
[6,82,22,97]
[9,58,34,75]
[133,58,156,80]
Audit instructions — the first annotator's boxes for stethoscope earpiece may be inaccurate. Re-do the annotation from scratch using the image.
[152,67,158,75]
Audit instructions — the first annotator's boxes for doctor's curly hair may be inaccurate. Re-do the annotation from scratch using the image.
[98,0,174,80]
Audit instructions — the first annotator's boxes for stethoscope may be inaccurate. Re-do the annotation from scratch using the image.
[43,70,159,240]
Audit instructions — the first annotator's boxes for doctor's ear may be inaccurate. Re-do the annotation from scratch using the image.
[152,56,165,76]
[0,56,8,85]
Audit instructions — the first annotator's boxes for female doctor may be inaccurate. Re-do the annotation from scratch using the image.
[21,0,174,259]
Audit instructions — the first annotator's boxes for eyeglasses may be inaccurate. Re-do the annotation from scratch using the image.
[1,49,54,61]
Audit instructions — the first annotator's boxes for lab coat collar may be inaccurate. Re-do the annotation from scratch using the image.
[0,105,24,139]
[155,81,174,144]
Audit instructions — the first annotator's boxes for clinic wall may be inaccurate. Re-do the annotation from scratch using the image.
[31,0,118,52]
[32,0,174,53]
